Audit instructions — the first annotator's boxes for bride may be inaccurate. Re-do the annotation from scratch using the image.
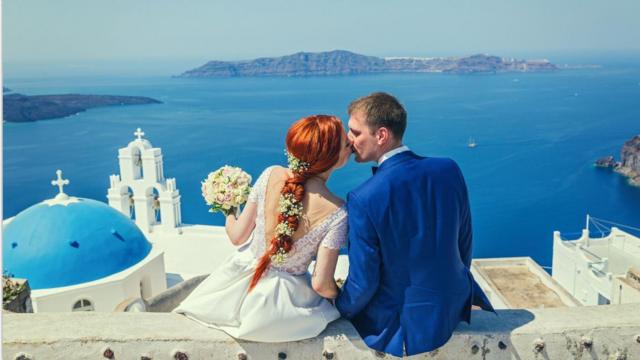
[174,115,352,342]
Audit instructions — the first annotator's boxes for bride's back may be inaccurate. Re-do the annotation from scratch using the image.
[262,166,343,244]
[246,115,349,287]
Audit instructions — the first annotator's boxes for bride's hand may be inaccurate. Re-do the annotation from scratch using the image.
[224,206,239,219]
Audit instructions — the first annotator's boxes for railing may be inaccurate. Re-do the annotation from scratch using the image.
[580,246,604,261]
[588,262,608,277]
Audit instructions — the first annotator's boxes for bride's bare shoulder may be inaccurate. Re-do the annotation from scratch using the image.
[264,166,289,184]
[306,179,345,209]
[271,165,289,176]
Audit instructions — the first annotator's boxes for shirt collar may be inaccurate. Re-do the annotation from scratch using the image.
[377,145,410,166]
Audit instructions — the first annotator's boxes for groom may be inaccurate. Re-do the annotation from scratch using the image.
[335,92,495,356]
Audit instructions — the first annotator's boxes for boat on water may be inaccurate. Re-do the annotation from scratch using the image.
[468,137,477,148]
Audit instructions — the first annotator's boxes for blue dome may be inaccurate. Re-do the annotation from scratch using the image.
[3,198,152,290]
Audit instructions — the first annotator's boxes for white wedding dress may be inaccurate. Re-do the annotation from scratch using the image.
[173,166,347,342]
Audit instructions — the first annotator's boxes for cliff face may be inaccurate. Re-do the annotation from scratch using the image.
[181,50,387,77]
[621,135,640,174]
[179,51,558,77]
[597,135,640,186]
[618,135,640,185]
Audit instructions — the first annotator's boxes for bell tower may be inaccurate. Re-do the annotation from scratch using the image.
[107,128,182,234]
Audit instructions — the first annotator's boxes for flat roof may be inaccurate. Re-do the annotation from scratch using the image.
[146,224,237,282]
[473,257,580,309]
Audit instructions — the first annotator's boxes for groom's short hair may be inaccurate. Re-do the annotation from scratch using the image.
[348,92,407,139]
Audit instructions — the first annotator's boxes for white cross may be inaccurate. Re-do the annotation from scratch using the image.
[51,169,69,195]
[134,128,145,141]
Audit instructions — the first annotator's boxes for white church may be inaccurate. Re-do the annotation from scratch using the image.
[106,128,182,235]
[2,129,239,312]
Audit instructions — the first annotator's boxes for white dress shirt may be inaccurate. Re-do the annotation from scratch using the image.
[377,145,410,166]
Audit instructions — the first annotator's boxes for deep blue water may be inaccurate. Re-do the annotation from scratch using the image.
[4,65,640,268]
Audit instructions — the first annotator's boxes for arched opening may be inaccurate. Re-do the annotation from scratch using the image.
[132,147,144,180]
[150,187,162,224]
[72,298,94,312]
[127,186,136,220]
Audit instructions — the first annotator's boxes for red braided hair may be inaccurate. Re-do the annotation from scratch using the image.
[248,115,344,291]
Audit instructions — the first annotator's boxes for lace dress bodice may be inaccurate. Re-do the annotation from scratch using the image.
[247,166,347,275]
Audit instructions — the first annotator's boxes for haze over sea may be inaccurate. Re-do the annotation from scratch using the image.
[4,56,640,268]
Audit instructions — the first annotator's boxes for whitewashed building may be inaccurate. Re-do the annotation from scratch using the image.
[2,128,241,312]
[107,128,182,234]
[106,129,239,283]
[552,221,640,306]
[2,168,167,312]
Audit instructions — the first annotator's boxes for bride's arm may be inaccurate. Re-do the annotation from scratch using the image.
[224,202,257,246]
[312,246,340,299]
[225,166,270,246]
[311,211,347,299]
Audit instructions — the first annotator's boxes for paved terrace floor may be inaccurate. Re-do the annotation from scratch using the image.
[479,265,567,309]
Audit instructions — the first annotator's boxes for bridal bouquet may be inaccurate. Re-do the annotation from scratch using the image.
[201,166,252,216]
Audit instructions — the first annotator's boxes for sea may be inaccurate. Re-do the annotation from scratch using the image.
[4,57,640,269]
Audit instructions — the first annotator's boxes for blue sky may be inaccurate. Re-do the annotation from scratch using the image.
[3,0,640,75]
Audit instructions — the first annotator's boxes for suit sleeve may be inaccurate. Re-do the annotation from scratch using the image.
[335,191,381,319]
[455,163,473,269]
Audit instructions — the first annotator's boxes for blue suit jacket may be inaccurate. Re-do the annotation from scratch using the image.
[335,151,495,356]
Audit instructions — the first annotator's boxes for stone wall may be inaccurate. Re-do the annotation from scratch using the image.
[3,304,640,359]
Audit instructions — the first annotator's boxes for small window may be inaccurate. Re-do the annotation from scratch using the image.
[72,299,94,312]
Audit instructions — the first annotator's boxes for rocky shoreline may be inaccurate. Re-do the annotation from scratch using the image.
[179,50,558,78]
[595,135,640,187]
[3,93,162,123]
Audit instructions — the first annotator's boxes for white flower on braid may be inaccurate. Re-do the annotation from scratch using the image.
[284,149,310,173]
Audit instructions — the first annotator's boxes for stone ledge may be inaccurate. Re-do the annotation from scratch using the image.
[3,304,640,359]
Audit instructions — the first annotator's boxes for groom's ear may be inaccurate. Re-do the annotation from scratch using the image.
[376,127,391,145]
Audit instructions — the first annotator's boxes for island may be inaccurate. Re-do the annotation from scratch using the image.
[179,50,558,78]
[595,135,640,187]
[3,93,162,123]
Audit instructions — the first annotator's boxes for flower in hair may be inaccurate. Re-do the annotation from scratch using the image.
[271,192,303,265]
[271,247,288,266]
[275,222,295,237]
[284,149,310,173]
[278,193,303,216]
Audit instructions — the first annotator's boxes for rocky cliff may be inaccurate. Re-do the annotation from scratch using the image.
[3,93,162,122]
[179,50,558,77]
[618,135,640,186]
[595,135,640,186]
